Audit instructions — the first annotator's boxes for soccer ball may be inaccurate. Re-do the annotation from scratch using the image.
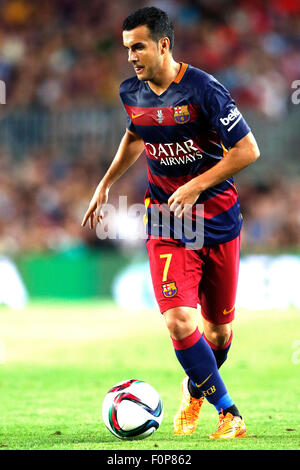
[102,379,163,440]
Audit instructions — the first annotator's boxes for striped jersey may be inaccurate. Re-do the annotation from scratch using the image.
[119,62,251,246]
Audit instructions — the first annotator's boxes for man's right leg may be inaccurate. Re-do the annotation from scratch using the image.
[146,238,205,434]
[146,238,244,437]
[163,306,204,434]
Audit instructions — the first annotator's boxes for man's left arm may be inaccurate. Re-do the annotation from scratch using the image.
[168,131,260,218]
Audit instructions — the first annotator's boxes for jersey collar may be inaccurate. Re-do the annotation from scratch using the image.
[174,62,189,84]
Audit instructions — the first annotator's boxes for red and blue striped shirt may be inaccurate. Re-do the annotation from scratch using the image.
[119,63,250,246]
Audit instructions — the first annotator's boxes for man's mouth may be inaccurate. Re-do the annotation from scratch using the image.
[134,66,144,74]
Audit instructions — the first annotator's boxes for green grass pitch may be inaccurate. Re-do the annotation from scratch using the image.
[0,300,299,450]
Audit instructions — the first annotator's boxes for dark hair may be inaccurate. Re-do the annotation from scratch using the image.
[122,7,174,51]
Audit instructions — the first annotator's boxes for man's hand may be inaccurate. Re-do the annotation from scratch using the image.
[81,184,109,230]
[168,132,260,219]
[168,179,202,218]
[81,129,144,230]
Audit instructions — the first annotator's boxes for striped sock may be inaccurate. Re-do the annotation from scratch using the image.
[188,331,233,399]
[171,328,234,412]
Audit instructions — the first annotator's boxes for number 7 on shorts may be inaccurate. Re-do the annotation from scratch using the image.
[160,253,172,282]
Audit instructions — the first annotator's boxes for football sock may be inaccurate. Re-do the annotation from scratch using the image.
[188,330,233,399]
[222,404,241,418]
[171,327,234,412]
[188,378,203,399]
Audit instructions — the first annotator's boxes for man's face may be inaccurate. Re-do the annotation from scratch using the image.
[122,25,163,81]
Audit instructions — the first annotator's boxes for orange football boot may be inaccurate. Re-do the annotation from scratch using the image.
[174,376,205,435]
[209,411,246,439]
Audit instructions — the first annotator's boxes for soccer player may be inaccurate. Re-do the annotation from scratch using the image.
[82,7,260,439]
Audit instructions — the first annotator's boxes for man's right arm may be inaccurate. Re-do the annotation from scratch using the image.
[81,129,144,229]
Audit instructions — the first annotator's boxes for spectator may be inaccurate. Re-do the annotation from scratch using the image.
[0,0,299,254]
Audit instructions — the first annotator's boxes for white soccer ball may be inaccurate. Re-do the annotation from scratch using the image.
[102,379,164,440]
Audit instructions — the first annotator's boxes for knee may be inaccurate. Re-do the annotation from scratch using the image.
[205,323,232,348]
[164,307,197,341]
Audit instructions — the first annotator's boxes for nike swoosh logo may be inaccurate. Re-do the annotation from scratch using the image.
[195,373,213,388]
[132,113,144,119]
[223,305,235,315]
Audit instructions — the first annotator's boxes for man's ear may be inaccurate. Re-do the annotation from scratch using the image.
[160,36,171,54]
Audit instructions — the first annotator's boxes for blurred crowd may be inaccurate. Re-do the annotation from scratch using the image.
[0,0,299,116]
[0,0,300,255]
[0,144,299,255]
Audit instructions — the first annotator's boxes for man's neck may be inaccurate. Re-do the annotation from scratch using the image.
[147,59,181,96]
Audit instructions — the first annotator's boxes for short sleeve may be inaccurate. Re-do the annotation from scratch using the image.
[119,80,138,134]
[202,77,251,149]
[124,109,137,133]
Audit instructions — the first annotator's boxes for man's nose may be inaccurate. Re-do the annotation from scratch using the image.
[128,50,138,62]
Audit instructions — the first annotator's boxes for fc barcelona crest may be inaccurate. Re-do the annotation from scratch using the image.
[162,281,178,298]
[173,105,190,124]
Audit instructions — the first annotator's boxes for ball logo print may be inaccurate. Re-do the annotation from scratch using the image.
[102,379,163,439]
[108,379,137,393]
